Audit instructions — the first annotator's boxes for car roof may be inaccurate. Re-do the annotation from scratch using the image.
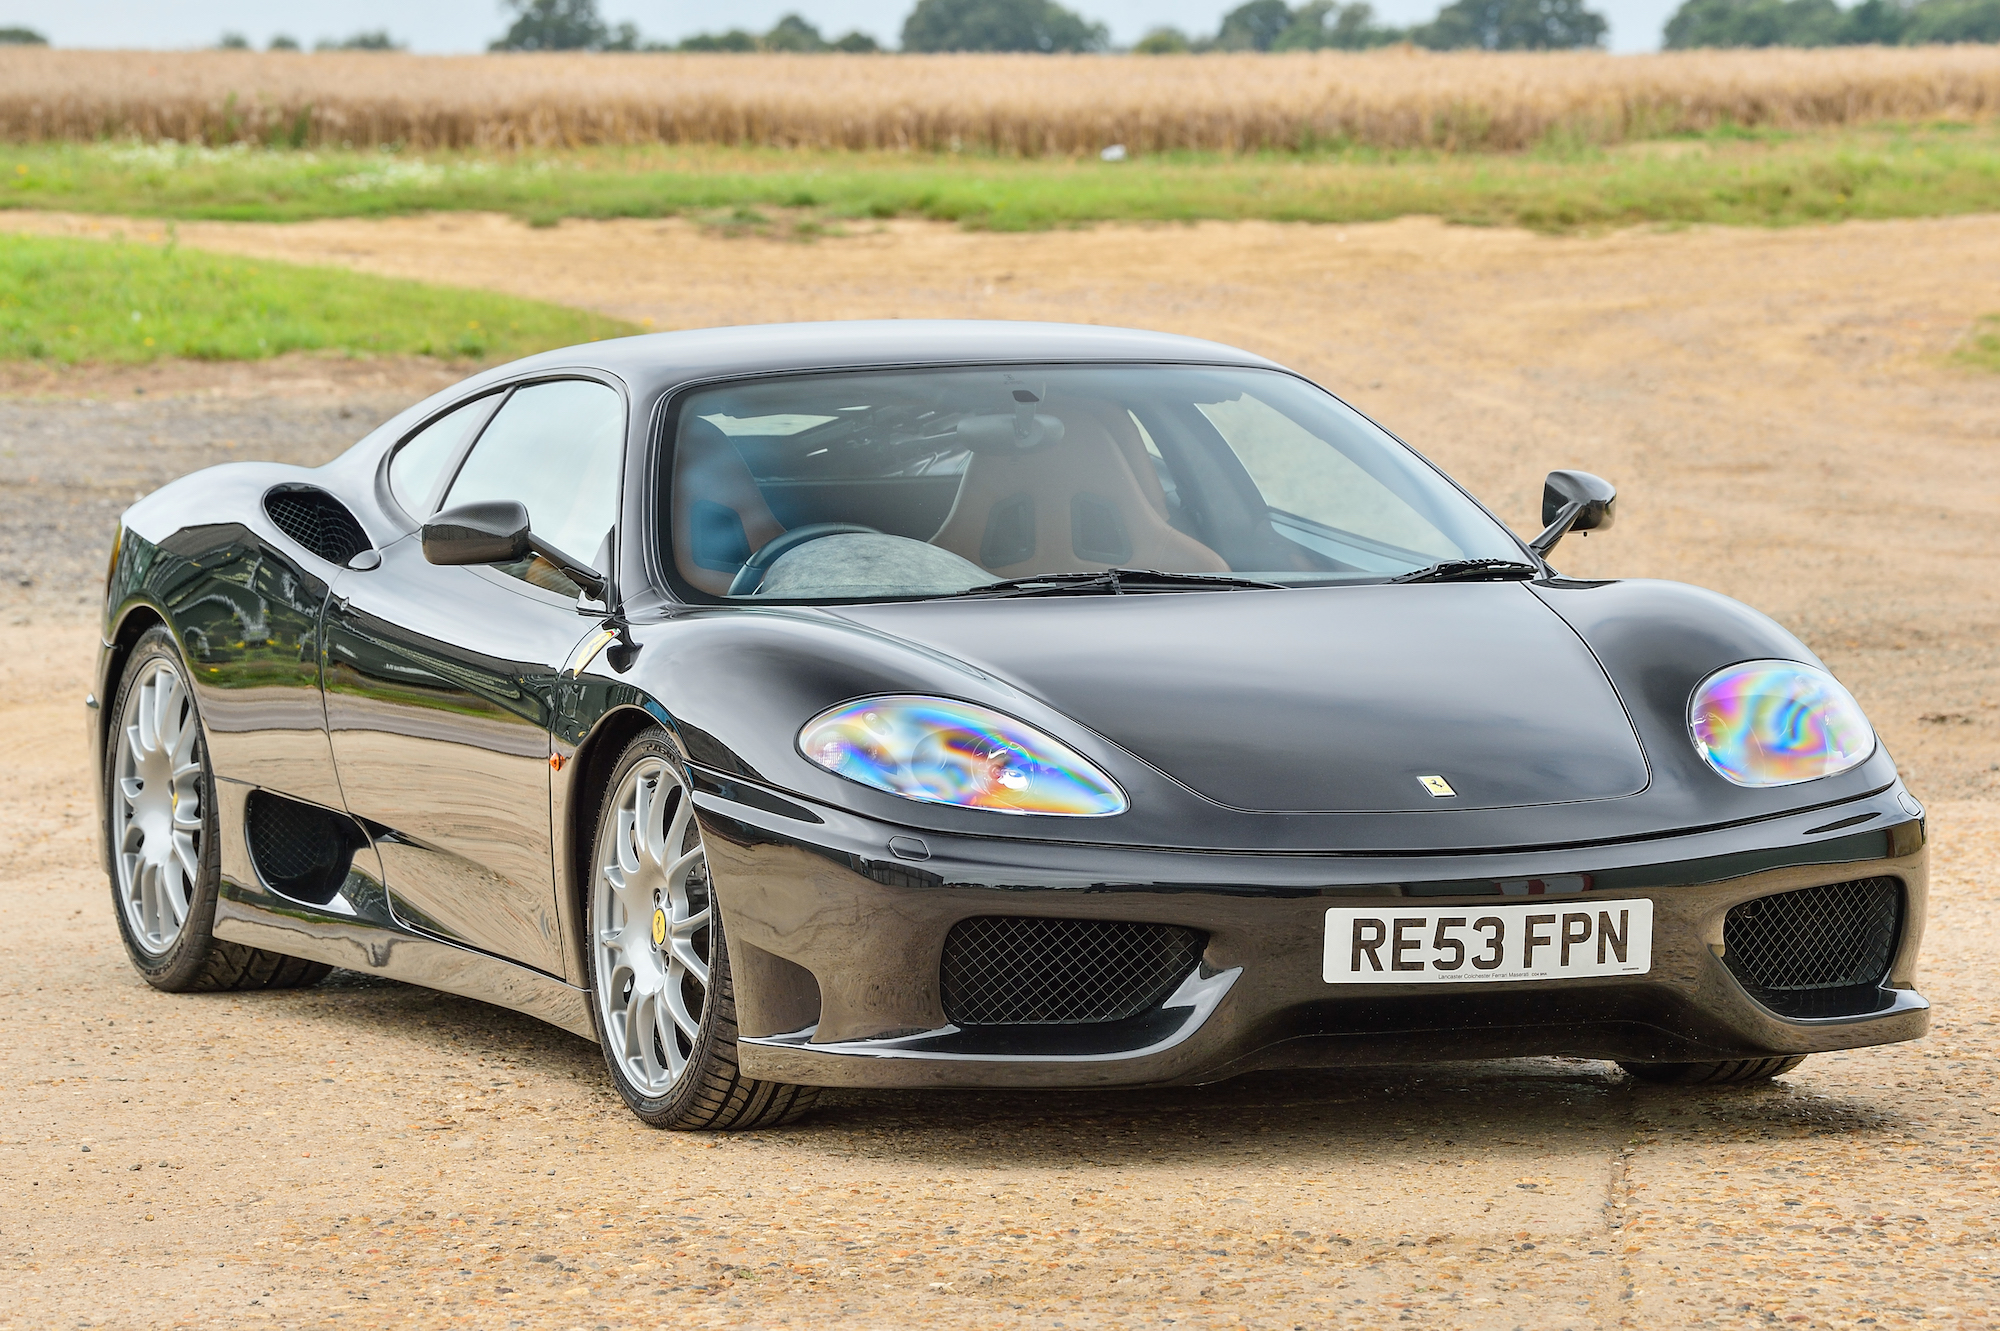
[491,320,1284,395]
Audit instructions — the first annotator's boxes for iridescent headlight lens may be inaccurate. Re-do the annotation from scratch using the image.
[799,696,1127,816]
[1689,660,1875,788]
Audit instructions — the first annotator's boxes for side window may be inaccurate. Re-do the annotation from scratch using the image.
[388,394,494,516]
[443,379,625,594]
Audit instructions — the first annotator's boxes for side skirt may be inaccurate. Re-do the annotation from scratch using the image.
[210,778,596,1042]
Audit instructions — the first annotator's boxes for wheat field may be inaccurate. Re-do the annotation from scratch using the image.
[3,47,1999,155]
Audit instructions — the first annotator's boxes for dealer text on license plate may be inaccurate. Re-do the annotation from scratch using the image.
[1322,899,1653,984]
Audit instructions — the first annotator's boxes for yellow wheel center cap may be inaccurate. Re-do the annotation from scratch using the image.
[651,908,667,948]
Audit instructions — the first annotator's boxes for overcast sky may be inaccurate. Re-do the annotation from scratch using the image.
[30,0,1683,55]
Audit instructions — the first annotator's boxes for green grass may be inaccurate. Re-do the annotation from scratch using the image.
[1961,315,2000,372]
[0,233,636,363]
[5,124,2000,233]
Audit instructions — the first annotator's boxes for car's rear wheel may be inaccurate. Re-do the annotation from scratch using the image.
[107,626,332,993]
[1619,1055,1807,1085]
[586,729,818,1130]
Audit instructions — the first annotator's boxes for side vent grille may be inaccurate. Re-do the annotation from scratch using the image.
[941,917,1207,1026]
[245,791,362,907]
[1723,876,1903,1019]
[264,487,369,566]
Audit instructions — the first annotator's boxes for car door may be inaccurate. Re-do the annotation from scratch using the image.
[322,377,627,977]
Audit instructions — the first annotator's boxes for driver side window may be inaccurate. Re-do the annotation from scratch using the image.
[444,379,625,596]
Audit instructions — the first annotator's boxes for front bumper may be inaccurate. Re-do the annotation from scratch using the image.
[694,778,1929,1090]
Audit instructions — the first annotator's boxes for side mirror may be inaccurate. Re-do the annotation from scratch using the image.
[421,499,612,602]
[422,501,530,567]
[1530,470,1617,557]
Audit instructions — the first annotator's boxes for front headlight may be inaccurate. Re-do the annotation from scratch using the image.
[799,695,1127,816]
[1689,660,1875,788]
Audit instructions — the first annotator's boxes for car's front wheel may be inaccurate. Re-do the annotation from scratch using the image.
[586,729,818,1130]
[1619,1056,1807,1085]
[106,625,332,993]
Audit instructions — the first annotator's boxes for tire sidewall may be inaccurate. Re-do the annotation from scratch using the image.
[105,625,226,990]
[586,728,735,1127]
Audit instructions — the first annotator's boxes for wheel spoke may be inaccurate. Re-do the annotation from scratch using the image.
[641,781,675,871]
[170,832,200,893]
[663,973,704,1041]
[668,937,710,988]
[161,852,192,927]
[654,999,686,1079]
[664,846,703,888]
[665,791,694,861]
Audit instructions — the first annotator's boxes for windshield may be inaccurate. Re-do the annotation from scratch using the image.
[665,364,1522,602]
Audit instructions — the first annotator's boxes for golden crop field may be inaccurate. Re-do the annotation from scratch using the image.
[2,46,1998,155]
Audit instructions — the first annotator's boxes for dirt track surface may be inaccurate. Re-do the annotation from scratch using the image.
[1,211,1998,1327]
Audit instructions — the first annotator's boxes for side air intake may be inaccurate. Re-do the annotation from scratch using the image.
[245,790,364,907]
[264,486,370,566]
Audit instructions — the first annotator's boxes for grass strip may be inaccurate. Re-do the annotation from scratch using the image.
[0,232,635,363]
[5,125,2000,232]
[1960,316,2000,372]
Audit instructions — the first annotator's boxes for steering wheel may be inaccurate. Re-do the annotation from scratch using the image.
[728,523,882,596]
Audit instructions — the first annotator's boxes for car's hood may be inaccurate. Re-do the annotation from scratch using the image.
[830,583,1651,814]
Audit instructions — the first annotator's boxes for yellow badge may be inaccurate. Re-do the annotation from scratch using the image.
[1418,774,1456,798]
[651,908,667,947]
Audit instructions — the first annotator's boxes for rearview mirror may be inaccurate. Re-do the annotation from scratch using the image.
[1530,470,1617,557]
[422,501,531,567]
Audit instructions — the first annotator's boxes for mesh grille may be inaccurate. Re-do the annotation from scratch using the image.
[245,791,355,906]
[264,488,368,566]
[940,917,1206,1026]
[1724,877,1901,1001]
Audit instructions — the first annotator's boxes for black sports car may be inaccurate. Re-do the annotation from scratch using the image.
[92,321,1929,1130]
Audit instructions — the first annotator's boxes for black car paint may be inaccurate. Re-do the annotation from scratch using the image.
[91,320,1929,1084]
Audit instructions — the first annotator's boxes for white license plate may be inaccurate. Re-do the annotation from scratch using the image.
[1322,899,1653,984]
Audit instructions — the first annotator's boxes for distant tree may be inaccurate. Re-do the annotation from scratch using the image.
[762,13,829,49]
[1133,24,1194,49]
[1662,0,1844,45]
[1214,0,1296,47]
[901,0,1110,52]
[315,30,405,50]
[268,34,302,50]
[1904,0,2000,39]
[0,25,47,44]
[1841,0,1915,40]
[832,30,884,49]
[491,0,609,51]
[217,32,251,49]
[1271,1,1407,48]
[1411,0,1608,48]
[678,28,760,50]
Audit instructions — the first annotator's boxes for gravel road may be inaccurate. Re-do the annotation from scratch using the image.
[2,211,1998,1328]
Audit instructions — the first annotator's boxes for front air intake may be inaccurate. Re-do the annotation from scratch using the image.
[1723,877,1903,1018]
[940,917,1206,1026]
[264,486,369,566]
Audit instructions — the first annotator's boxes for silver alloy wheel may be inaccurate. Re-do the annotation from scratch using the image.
[113,655,205,955]
[593,756,714,1098]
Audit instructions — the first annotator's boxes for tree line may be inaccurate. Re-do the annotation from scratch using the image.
[1,0,1993,55]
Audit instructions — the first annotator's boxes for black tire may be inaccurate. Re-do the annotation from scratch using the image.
[105,626,332,994]
[585,729,819,1131]
[1619,1055,1808,1085]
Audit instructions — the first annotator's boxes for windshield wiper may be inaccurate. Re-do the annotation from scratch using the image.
[1390,558,1541,584]
[949,567,1289,599]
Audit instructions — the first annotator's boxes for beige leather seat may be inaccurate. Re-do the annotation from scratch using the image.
[671,418,786,595]
[931,397,1228,577]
